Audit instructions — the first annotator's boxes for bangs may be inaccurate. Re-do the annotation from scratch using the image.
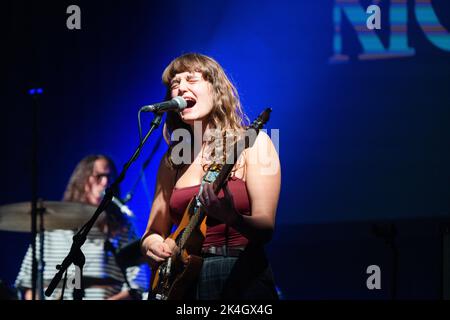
[162,53,216,86]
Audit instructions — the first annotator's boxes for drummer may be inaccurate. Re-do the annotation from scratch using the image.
[15,155,148,300]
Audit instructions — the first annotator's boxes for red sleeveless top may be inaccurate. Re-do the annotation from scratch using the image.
[169,176,250,249]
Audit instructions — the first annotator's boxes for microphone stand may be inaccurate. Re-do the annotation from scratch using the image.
[121,133,162,205]
[37,201,46,300]
[45,113,163,300]
[29,88,44,300]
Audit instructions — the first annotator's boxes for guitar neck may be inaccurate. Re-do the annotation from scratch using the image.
[212,159,238,194]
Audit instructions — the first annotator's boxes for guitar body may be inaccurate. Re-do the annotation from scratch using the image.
[150,197,207,300]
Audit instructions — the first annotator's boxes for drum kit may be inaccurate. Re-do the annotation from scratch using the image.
[0,200,146,299]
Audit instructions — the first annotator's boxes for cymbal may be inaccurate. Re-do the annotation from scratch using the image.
[0,201,98,232]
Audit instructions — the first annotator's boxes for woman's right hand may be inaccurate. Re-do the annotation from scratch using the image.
[145,237,178,266]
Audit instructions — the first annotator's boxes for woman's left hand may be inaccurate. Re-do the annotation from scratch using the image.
[198,182,239,225]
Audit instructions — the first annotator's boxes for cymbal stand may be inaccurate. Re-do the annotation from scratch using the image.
[29,88,43,300]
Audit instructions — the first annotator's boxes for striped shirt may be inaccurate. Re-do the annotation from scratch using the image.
[15,227,148,300]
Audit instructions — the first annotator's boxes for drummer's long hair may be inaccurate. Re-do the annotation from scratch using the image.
[63,155,125,233]
[63,155,119,202]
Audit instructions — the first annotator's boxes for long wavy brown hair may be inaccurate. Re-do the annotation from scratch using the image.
[161,53,249,169]
[63,155,125,232]
[63,155,118,202]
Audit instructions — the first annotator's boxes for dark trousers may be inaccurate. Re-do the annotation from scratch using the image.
[195,246,279,300]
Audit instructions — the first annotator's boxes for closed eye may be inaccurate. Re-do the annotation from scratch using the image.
[187,77,200,83]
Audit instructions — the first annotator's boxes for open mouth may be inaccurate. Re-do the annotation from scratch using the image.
[184,97,197,108]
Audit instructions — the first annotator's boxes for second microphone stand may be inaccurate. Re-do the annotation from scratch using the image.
[45,114,163,299]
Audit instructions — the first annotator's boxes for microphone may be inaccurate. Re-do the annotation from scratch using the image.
[111,196,134,218]
[102,191,135,218]
[140,96,187,113]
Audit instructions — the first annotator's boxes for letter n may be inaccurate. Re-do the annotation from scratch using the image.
[330,0,414,63]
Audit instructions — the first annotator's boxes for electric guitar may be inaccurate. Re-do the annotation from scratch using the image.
[150,108,272,300]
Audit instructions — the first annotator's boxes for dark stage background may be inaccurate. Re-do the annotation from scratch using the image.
[1,0,450,299]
